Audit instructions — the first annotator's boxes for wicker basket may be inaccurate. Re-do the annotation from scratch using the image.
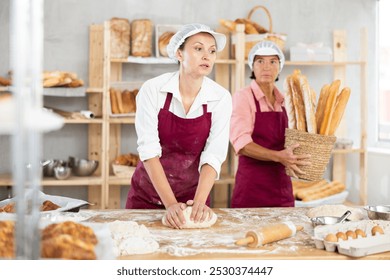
[231,5,287,59]
[284,128,336,181]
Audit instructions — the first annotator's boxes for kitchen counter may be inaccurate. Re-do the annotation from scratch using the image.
[82,207,390,260]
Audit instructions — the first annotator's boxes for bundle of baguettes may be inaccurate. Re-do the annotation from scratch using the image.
[43,71,84,88]
[284,69,351,136]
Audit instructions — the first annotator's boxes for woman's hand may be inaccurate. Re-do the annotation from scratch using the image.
[277,143,311,178]
[186,200,214,223]
[165,202,187,229]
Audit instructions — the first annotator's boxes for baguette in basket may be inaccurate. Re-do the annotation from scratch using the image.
[283,70,351,181]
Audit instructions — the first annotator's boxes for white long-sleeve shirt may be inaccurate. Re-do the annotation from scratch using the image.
[135,71,232,178]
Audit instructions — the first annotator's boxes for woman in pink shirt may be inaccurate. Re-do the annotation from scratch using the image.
[229,41,310,208]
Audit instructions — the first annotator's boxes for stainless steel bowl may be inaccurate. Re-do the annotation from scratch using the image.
[364,205,390,220]
[69,157,99,176]
[311,216,342,227]
[43,159,65,177]
[54,166,72,180]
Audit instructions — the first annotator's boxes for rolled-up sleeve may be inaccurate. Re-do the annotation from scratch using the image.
[199,85,232,179]
[230,86,256,154]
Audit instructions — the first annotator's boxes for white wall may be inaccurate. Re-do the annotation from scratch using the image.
[1,0,388,206]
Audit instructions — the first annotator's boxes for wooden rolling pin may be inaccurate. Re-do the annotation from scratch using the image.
[235,222,303,248]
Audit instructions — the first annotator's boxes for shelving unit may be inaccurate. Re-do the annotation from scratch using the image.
[0,23,367,208]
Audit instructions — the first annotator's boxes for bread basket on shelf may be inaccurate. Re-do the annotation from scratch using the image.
[284,128,336,181]
[231,5,287,59]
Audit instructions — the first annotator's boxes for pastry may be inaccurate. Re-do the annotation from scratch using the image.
[42,221,98,245]
[41,234,96,260]
[40,200,61,211]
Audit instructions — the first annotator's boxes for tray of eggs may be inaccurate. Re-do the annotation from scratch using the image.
[313,220,390,257]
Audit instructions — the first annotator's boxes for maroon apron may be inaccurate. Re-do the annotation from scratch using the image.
[231,91,294,208]
[126,92,212,209]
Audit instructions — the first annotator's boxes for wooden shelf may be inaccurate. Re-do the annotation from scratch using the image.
[63,118,103,124]
[109,117,135,124]
[0,174,102,186]
[332,148,365,154]
[285,61,365,66]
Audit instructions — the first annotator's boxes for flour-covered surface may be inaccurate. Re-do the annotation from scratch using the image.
[79,208,334,259]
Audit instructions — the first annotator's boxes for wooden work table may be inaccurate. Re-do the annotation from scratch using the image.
[82,207,390,260]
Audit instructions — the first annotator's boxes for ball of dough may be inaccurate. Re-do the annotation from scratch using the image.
[355,229,366,238]
[336,231,347,241]
[371,225,384,236]
[346,230,357,239]
[324,233,338,242]
[162,206,217,229]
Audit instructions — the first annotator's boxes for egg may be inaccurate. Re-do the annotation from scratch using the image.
[324,233,338,242]
[346,230,357,239]
[355,229,366,238]
[336,231,347,241]
[371,225,384,236]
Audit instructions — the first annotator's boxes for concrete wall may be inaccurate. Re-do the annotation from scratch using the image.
[1,0,388,206]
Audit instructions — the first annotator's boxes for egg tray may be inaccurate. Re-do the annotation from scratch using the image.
[313,220,390,257]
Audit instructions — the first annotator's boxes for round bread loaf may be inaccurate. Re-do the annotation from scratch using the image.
[159,31,175,57]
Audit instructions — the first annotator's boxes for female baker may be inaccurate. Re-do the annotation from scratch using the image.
[126,23,232,228]
[229,41,310,208]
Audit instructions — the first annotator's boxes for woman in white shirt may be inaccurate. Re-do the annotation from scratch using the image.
[126,23,232,229]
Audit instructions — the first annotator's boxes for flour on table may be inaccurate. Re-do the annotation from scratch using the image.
[108,220,159,256]
[162,206,218,228]
[306,204,365,221]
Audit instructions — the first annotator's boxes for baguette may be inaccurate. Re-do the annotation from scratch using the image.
[315,84,330,133]
[290,70,307,131]
[328,87,351,135]
[319,79,341,135]
[301,181,346,201]
[295,179,328,200]
[283,77,296,129]
[300,75,317,134]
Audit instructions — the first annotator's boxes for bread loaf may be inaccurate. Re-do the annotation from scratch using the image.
[159,31,175,57]
[110,17,131,59]
[131,19,153,57]
[219,19,236,32]
[300,75,317,134]
[283,78,296,129]
[301,181,346,201]
[319,79,341,135]
[315,84,330,133]
[110,88,120,114]
[328,87,351,135]
[290,70,307,131]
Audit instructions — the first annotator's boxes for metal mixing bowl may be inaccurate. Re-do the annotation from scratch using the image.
[43,159,65,177]
[69,157,99,176]
[54,166,72,180]
[364,205,390,220]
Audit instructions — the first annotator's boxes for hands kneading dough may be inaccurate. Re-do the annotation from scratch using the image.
[162,206,218,229]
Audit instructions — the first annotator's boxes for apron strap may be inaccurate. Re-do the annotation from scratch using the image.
[251,90,261,112]
[163,92,173,110]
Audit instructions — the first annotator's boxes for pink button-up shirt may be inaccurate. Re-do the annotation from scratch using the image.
[230,80,286,154]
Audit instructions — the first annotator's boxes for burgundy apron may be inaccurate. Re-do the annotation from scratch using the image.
[231,91,294,208]
[126,92,212,209]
